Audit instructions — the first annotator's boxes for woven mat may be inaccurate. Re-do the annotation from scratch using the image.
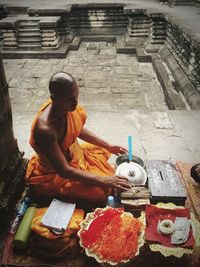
[176,161,200,222]
[1,231,89,267]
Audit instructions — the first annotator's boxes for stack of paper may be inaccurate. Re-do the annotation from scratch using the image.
[41,199,76,233]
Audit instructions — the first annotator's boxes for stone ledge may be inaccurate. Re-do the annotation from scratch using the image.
[160,45,200,110]
[38,16,61,27]
[28,6,70,16]
[1,43,70,59]
[136,47,152,62]
[0,16,18,28]
[116,35,137,54]
[117,46,136,54]
[152,55,188,110]
[80,35,116,42]
[71,3,125,8]
[68,36,81,50]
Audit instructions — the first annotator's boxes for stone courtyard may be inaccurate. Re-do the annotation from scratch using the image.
[3,40,200,163]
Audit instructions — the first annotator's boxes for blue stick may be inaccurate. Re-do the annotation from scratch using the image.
[128,136,132,161]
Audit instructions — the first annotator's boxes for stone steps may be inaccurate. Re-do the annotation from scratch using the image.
[17,44,41,50]
[17,20,41,50]
[129,32,149,37]
[19,21,39,30]
[129,21,150,26]
[70,22,128,28]
[18,28,41,33]
[129,29,150,34]
[18,32,41,38]
[19,25,40,30]
[128,14,151,38]
[69,16,127,21]
[19,19,40,24]
[69,7,128,35]
[129,24,151,29]
[18,37,41,43]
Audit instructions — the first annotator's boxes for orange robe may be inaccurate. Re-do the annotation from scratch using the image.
[26,99,114,202]
[30,208,85,259]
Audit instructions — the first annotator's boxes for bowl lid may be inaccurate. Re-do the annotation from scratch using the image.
[115,162,147,185]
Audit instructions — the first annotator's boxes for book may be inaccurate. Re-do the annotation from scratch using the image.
[40,199,76,233]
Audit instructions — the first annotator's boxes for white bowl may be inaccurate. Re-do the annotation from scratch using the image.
[115,162,147,185]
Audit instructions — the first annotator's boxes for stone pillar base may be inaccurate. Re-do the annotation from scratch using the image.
[0,154,28,218]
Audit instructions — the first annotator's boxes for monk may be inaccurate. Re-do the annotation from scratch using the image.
[26,72,131,203]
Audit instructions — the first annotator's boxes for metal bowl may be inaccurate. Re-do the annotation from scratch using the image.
[116,154,145,168]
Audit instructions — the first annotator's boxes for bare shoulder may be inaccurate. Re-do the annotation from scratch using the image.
[34,115,56,146]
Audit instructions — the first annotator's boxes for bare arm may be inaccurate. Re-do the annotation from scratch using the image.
[35,128,131,191]
[79,127,128,155]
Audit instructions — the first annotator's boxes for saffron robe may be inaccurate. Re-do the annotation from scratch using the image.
[26,99,114,202]
[30,208,85,259]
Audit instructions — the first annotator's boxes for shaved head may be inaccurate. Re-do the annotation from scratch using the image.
[49,72,76,96]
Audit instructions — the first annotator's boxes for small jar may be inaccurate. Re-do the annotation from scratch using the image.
[106,195,122,208]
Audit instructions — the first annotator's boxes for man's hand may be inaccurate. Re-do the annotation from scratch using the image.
[102,175,131,191]
[107,144,128,156]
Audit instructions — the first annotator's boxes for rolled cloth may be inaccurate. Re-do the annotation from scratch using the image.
[14,206,37,249]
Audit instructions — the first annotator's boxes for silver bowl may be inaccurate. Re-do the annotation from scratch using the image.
[116,154,145,168]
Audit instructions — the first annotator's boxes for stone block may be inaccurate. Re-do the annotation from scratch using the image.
[136,48,152,62]
[3,32,15,38]
[3,41,17,47]
[41,32,57,38]
[42,40,59,47]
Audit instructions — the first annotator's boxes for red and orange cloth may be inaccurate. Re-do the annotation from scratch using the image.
[145,204,195,248]
[79,207,144,264]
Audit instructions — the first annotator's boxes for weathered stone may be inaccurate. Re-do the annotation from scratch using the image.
[42,40,59,46]
[77,78,85,87]
[160,45,200,110]
[152,56,187,110]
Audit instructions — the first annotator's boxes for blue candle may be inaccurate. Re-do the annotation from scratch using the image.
[128,136,133,161]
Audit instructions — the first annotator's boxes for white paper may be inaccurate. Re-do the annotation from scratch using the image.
[171,217,191,244]
[41,199,76,233]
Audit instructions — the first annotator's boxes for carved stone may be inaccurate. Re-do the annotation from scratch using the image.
[0,54,27,216]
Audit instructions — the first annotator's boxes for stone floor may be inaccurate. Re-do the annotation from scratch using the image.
[3,40,200,164]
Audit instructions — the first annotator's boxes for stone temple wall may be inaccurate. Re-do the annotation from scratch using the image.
[159,18,200,109]
[166,20,200,94]
[0,5,199,110]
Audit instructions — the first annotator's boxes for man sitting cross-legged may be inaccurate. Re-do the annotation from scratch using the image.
[26,72,131,205]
